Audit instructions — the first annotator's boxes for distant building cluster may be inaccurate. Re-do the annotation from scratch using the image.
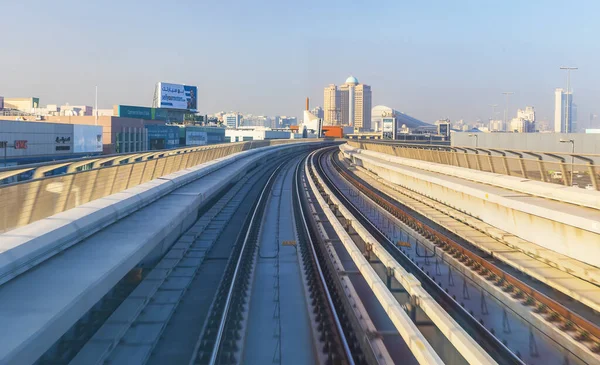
[209,112,298,130]
[0,85,229,168]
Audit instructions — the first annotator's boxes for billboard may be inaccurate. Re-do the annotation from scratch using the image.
[116,105,169,120]
[158,82,197,112]
[185,131,207,146]
[382,118,397,139]
[74,125,103,153]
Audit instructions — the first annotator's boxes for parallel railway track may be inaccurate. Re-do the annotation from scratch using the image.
[312,147,524,364]
[320,145,600,364]
[194,152,355,365]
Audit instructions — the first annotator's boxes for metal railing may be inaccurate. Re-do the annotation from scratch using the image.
[0,140,310,233]
[347,140,600,191]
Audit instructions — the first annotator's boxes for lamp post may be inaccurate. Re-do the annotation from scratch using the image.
[468,133,478,148]
[560,67,577,133]
[559,138,575,186]
[502,92,514,132]
[489,104,498,130]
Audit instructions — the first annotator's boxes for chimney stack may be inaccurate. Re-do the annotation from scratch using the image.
[306,97,309,111]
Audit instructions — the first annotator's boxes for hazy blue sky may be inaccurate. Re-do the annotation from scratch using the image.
[2,0,599,123]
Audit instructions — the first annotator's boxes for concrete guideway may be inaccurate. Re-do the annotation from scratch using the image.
[331,154,597,364]
[340,144,600,272]
[307,152,447,365]
[309,149,499,365]
[299,164,395,364]
[332,148,600,364]
[0,142,318,365]
[241,155,316,364]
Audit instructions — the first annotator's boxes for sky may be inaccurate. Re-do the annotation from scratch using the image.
[1,0,599,124]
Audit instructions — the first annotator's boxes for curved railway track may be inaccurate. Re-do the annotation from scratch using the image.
[193,152,355,365]
[312,146,524,364]
[319,145,600,364]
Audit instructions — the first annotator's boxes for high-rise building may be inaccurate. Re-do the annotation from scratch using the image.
[323,84,339,125]
[323,76,371,129]
[509,118,527,133]
[509,106,536,132]
[279,116,297,127]
[223,113,242,129]
[517,106,535,123]
[354,83,371,130]
[338,84,350,125]
[554,88,574,133]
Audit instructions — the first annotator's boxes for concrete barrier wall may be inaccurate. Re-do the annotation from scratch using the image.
[0,139,311,232]
[0,143,317,287]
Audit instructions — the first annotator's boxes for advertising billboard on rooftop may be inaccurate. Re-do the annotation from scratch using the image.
[116,105,168,120]
[158,82,197,112]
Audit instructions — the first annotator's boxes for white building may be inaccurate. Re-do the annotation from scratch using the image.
[554,88,574,133]
[517,106,535,123]
[302,109,322,136]
[508,106,535,133]
[60,104,93,116]
[225,126,315,142]
[489,119,504,132]
[223,113,243,129]
[372,105,428,132]
[509,118,527,133]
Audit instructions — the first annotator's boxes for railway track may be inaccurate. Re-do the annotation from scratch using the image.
[193,152,355,365]
[59,145,359,365]
[191,160,284,365]
[293,156,355,365]
[307,148,501,365]
[319,145,600,365]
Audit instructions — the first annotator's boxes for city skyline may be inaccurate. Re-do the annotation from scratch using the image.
[1,1,599,124]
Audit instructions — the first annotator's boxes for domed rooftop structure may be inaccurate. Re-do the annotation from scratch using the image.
[345,76,359,85]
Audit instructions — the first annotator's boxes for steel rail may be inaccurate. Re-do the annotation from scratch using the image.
[208,162,284,365]
[293,156,355,365]
[330,147,600,353]
[314,147,523,364]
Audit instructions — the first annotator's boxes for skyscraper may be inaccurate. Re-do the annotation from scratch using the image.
[323,76,372,129]
[323,84,339,125]
[554,88,574,133]
[354,83,372,130]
